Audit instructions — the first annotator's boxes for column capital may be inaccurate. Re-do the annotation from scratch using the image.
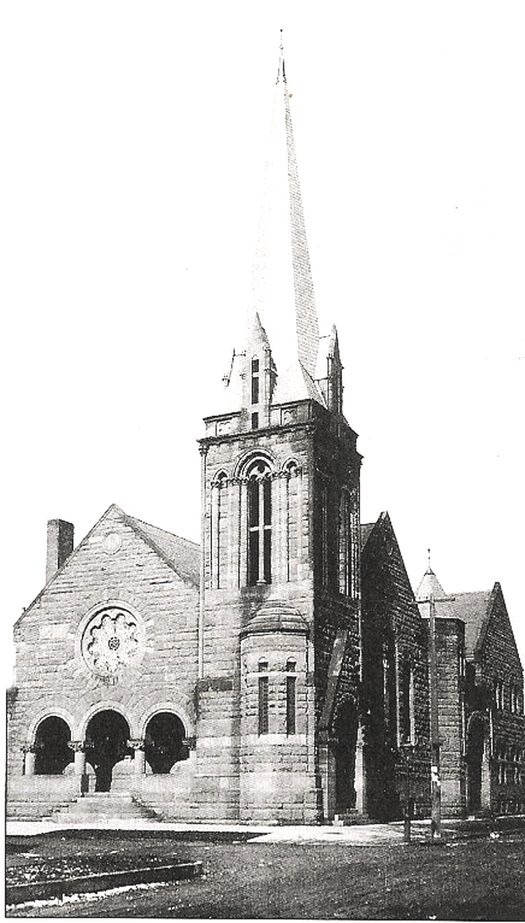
[67,740,85,753]
[127,738,145,751]
[21,744,36,754]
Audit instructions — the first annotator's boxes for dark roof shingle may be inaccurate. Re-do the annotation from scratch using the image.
[450,590,492,657]
[125,514,200,586]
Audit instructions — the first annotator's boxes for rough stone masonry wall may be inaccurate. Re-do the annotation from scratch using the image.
[475,586,525,814]
[312,412,361,720]
[8,505,199,819]
[195,417,318,822]
[238,631,318,823]
[433,618,466,817]
[361,516,430,821]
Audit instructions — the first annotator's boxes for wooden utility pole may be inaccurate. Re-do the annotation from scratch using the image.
[428,592,441,840]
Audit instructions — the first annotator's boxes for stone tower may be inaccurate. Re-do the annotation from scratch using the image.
[194,42,363,824]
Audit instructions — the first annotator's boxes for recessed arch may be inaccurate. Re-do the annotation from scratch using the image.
[33,715,73,775]
[144,711,188,774]
[282,457,300,475]
[78,701,136,740]
[466,712,486,814]
[233,447,276,479]
[211,468,229,486]
[84,709,132,792]
[28,705,76,746]
[137,699,194,739]
[332,695,359,813]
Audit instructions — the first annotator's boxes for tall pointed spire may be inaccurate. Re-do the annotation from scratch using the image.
[249,33,320,380]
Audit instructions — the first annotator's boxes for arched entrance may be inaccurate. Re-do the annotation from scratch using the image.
[84,710,131,792]
[466,715,484,814]
[333,698,358,812]
[144,712,187,774]
[34,716,73,775]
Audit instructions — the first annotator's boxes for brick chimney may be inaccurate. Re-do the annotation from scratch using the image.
[46,519,74,583]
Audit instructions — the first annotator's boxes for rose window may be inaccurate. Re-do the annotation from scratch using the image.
[81,607,143,677]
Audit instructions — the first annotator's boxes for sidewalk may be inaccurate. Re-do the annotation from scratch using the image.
[6,818,404,845]
[7,814,524,844]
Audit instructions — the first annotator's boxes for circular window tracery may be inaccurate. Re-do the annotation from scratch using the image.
[81,607,144,678]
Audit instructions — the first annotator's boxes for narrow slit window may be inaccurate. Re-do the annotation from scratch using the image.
[251,358,260,405]
[286,659,297,735]
[258,660,269,735]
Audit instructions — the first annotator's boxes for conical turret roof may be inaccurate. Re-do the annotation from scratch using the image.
[415,566,447,601]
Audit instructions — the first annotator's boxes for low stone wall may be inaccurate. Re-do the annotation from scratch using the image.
[6,862,203,906]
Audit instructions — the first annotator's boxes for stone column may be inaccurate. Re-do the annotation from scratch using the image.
[480,736,492,812]
[273,473,285,584]
[68,741,86,775]
[239,478,247,587]
[354,723,368,815]
[210,483,219,589]
[318,732,336,821]
[128,739,146,775]
[23,746,36,776]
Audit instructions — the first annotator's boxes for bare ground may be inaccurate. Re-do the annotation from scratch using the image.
[6,828,525,919]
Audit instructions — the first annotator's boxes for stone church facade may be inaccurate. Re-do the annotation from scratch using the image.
[7,47,525,825]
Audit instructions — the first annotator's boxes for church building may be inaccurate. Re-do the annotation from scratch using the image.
[7,45,525,826]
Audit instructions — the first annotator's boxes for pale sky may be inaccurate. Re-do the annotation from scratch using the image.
[1,1,524,677]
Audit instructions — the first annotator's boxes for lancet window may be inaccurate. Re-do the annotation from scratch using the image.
[400,661,416,744]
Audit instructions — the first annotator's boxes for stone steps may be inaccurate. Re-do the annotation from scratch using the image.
[333,810,370,826]
[7,799,73,822]
[50,793,161,824]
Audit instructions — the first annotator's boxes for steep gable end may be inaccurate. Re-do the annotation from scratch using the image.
[362,512,423,636]
[15,504,199,631]
[467,583,523,672]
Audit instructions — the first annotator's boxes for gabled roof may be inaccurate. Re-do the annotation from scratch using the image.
[450,589,493,659]
[123,512,200,586]
[16,505,201,626]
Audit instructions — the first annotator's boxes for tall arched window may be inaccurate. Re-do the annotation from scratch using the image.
[247,459,272,585]
[400,662,415,744]
[338,490,350,595]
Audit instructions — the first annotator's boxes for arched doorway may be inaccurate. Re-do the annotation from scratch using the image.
[84,710,131,792]
[34,716,73,775]
[144,712,187,774]
[333,698,358,812]
[466,715,484,814]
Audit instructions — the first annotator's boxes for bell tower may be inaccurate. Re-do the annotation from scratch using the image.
[194,38,363,823]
